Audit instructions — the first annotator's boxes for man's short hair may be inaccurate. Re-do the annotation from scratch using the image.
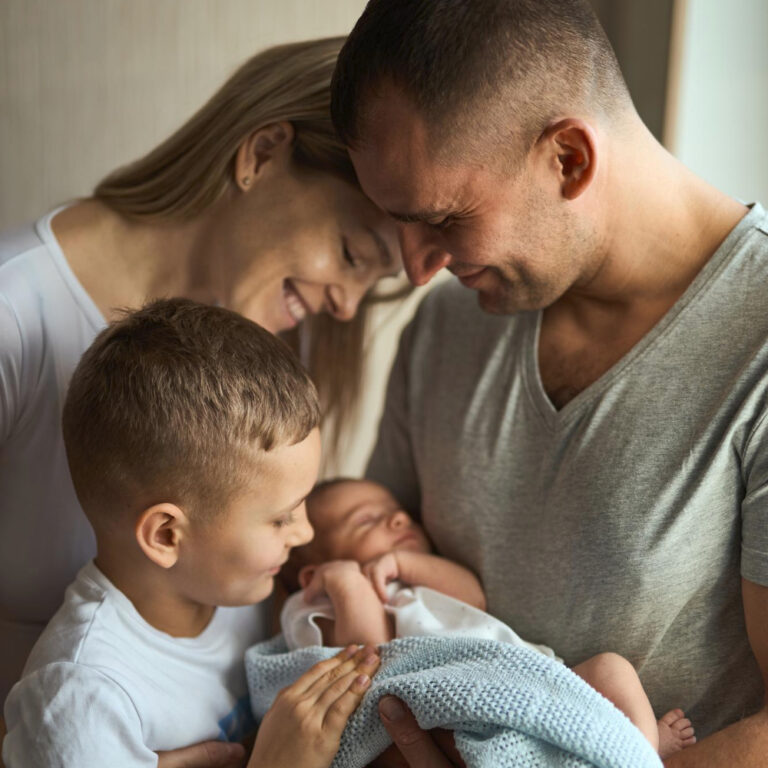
[62,298,320,526]
[331,0,631,161]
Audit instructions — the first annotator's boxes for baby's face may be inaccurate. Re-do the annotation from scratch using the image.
[310,480,431,564]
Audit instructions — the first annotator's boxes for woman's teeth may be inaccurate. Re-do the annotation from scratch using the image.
[284,284,307,323]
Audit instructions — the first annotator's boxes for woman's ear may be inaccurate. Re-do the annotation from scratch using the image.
[234,121,295,191]
[538,118,598,201]
[135,503,187,569]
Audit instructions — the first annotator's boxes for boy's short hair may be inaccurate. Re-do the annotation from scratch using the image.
[62,298,320,526]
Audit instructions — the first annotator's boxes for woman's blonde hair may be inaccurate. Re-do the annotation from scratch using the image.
[94,37,404,460]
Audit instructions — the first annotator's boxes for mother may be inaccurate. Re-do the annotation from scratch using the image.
[0,37,400,707]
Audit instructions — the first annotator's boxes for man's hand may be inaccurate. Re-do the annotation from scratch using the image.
[156,740,246,768]
[300,560,364,604]
[362,553,400,603]
[377,697,466,768]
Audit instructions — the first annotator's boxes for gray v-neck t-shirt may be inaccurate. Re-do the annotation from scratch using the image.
[368,203,768,737]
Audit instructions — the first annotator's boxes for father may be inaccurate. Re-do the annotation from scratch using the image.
[331,1,768,766]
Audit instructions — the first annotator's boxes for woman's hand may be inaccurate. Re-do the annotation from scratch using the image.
[300,560,364,604]
[247,644,380,768]
[362,553,400,603]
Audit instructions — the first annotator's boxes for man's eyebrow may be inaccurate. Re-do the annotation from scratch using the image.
[365,225,394,269]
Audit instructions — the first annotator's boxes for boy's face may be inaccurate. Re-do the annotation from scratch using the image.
[176,428,320,607]
[310,480,431,564]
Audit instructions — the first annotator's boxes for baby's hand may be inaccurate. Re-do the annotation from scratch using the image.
[301,560,363,604]
[362,553,400,603]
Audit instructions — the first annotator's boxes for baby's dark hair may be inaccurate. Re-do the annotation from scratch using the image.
[62,298,320,527]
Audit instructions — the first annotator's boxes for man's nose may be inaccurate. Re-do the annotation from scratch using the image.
[398,225,451,286]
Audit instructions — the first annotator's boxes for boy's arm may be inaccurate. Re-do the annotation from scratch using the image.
[303,561,391,646]
[3,663,156,768]
[365,552,486,611]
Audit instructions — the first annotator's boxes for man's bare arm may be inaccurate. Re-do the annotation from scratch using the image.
[664,578,768,767]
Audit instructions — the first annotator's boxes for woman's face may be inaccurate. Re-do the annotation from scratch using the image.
[211,163,402,334]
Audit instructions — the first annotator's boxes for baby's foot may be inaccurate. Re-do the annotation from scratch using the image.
[657,708,696,758]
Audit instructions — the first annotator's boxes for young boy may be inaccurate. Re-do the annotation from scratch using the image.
[282,477,697,760]
[2,299,378,768]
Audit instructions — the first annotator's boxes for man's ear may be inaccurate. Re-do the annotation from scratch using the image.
[234,121,295,191]
[538,118,597,201]
[135,503,187,569]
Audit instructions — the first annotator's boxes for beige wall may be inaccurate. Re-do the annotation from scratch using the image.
[0,0,371,230]
[0,0,433,476]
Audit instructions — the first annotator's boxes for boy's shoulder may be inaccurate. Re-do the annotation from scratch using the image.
[4,562,267,766]
[22,561,133,675]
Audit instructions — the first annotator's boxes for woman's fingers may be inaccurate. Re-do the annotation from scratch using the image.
[378,697,460,768]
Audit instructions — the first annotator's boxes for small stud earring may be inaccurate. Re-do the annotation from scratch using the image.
[241,177,251,187]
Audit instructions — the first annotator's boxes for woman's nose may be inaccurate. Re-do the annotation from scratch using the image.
[326,283,363,322]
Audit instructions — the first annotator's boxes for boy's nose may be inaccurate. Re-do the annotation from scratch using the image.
[291,510,314,547]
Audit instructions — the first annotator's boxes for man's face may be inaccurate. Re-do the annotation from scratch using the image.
[349,88,598,315]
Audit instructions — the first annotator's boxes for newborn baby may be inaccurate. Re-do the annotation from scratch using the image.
[282,478,695,759]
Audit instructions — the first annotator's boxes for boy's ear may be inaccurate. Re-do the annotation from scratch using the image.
[135,503,187,569]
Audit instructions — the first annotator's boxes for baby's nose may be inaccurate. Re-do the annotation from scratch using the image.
[389,510,409,529]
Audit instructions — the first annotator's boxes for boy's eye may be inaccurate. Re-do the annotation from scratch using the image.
[273,512,295,529]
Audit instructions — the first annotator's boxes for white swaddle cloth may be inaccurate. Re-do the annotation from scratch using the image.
[280,581,561,661]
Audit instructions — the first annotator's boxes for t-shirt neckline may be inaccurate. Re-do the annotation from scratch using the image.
[36,204,107,333]
[523,202,766,428]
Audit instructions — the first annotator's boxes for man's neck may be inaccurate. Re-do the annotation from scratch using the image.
[538,124,748,408]
[95,552,215,638]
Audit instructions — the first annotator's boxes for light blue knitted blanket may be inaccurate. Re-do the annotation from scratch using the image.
[245,635,662,768]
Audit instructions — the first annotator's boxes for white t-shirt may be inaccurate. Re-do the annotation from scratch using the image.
[3,561,269,767]
[0,208,106,704]
[281,581,560,661]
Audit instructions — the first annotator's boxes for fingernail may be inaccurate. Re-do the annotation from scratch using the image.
[356,674,370,687]
[365,652,379,665]
[345,644,358,657]
[380,696,405,721]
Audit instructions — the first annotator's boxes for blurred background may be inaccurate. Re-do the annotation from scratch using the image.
[2,0,767,474]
